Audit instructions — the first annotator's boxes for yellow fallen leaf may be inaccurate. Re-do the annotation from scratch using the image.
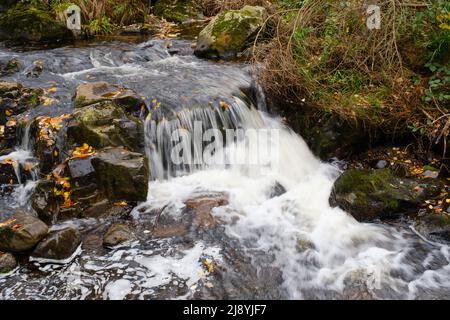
[203,259,214,273]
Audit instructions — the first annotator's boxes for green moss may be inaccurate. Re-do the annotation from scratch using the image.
[154,0,202,23]
[0,4,72,42]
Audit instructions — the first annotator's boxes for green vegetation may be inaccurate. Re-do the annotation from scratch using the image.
[254,0,449,156]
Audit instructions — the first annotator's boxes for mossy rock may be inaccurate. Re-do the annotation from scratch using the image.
[329,168,443,222]
[153,0,203,23]
[195,6,267,59]
[66,101,145,153]
[0,4,73,43]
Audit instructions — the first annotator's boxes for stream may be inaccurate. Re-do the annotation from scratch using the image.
[0,37,450,300]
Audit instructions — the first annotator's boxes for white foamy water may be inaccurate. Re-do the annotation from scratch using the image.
[139,110,450,299]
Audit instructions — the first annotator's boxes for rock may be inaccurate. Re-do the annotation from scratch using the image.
[0,119,19,155]
[375,160,388,169]
[0,4,73,43]
[329,168,443,222]
[0,58,21,76]
[185,194,228,229]
[103,223,135,247]
[31,227,81,260]
[31,115,70,175]
[195,6,267,59]
[0,81,22,95]
[0,159,18,185]
[268,182,287,198]
[0,251,17,273]
[31,179,59,225]
[1,83,43,125]
[26,60,44,78]
[74,82,145,116]
[67,101,145,152]
[153,0,204,23]
[144,193,228,239]
[415,214,450,243]
[0,211,48,252]
[91,147,149,202]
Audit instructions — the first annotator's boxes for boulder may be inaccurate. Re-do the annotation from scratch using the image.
[66,101,145,153]
[195,6,267,59]
[91,147,149,202]
[153,0,204,23]
[329,168,442,222]
[0,251,17,273]
[0,211,48,252]
[0,159,18,185]
[31,227,81,260]
[74,82,145,116]
[0,4,73,43]
[103,223,135,247]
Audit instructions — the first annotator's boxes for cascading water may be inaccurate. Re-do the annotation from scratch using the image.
[0,39,449,299]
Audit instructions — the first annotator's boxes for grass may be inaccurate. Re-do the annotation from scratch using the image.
[252,0,450,159]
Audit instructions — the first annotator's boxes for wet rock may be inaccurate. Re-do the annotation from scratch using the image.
[74,82,145,116]
[0,119,20,155]
[31,179,59,225]
[91,147,149,202]
[0,211,48,252]
[1,83,43,125]
[268,182,287,198]
[103,223,135,247]
[185,194,228,229]
[154,0,204,23]
[0,251,17,274]
[67,101,145,152]
[0,159,18,185]
[195,6,267,59]
[0,58,21,76]
[0,4,73,43]
[329,168,443,222]
[148,193,228,239]
[415,214,450,243]
[31,227,81,260]
[0,81,22,95]
[31,115,70,175]
[26,60,44,78]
